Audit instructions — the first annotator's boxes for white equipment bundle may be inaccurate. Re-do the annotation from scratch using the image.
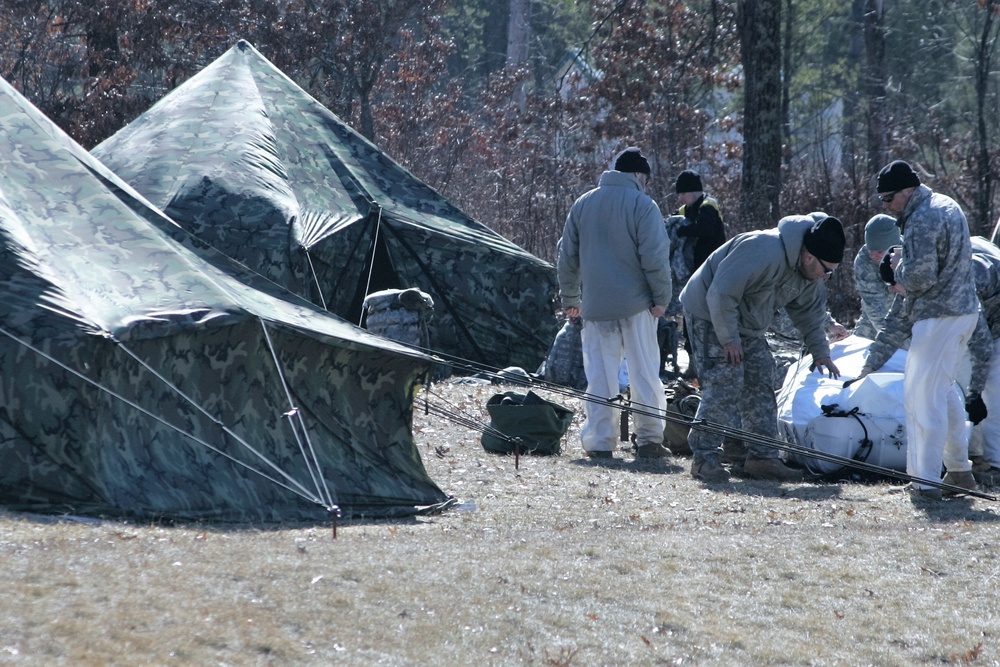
[777,337,912,475]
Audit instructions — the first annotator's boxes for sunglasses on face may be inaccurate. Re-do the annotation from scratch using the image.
[817,257,835,276]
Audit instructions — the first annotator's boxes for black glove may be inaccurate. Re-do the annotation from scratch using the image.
[966,393,988,425]
[879,251,896,285]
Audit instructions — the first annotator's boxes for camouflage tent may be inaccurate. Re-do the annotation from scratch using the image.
[92,40,559,371]
[0,73,450,522]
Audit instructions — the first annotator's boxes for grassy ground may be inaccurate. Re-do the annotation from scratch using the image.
[0,380,998,666]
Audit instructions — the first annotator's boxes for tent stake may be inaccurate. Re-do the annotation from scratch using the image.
[330,505,341,539]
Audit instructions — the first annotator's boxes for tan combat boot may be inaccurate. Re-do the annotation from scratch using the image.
[691,458,731,482]
[743,458,804,482]
[636,442,672,459]
[941,470,978,497]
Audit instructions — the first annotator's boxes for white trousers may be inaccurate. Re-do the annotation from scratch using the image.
[972,337,1000,468]
[904,313,978,488]
[580,311,666,453]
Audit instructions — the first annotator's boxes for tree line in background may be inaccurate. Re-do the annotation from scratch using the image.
[2,0,1000,323]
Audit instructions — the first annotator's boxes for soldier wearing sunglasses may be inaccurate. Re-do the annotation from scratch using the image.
[860,160,980,500]
[679,213,845,483]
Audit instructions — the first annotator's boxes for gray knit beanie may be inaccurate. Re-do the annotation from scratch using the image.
[864,214,901,252]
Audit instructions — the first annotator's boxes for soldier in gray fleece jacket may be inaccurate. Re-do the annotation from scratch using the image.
[557,147,672,460]
[680,213,845,482]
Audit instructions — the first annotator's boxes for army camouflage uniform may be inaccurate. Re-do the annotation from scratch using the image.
[863,184,979,486]
[685,317,778,458]
[664,214,695,317]
[853,245,899,341]
[861,295,910,373]
[967,240,1000,468]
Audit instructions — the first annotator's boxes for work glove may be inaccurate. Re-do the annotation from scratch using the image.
[966,393,988,425]
[879,252,896,285]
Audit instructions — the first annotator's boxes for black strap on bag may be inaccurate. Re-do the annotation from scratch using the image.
[811,403,889,483]
[819,404,873,463]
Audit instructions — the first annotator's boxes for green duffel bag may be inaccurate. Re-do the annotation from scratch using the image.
[481,390,574,456]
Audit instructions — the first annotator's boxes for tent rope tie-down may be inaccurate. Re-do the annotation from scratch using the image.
[114,335,340,514]
[258,319,337,511]
[0,325,338,513]
[303,250,329,311]
[358,203,385,327]
[419,385,528,469]
[413,348,998,501]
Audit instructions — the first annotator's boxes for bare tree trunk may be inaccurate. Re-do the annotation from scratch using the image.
[359,94,375,141]
[507,0,529,66]
[86,4,120,78]
[973,1,999,235]
[481,3,509,77]
[863,0,888,176]
[507,0,530,110]
[738,0,783,228]
[781,0,793,166]
[356,61,380,140]
[840,0,865,185]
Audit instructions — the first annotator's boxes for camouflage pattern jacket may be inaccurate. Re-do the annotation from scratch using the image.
[680,214,831,362]
[895,184,978,322]
[664,214,695,316]
[558,171,672,321]
[971,237,1000,338]
[968,238,1000,393]
[853,245,896,340]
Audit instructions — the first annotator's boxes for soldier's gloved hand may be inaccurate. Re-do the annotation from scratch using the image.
[879,252,896,285]
[966,393,988,425]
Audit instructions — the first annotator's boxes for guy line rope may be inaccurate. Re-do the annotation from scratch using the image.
[414,346,998,501]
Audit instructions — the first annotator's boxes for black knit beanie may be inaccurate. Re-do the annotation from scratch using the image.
[674,170,703,193]
[614,147,651,175]
[803,216,846,264]
[876,160,920,193]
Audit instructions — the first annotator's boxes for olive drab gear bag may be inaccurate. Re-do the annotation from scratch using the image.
[481,391,574,456]
[662,379,700,455]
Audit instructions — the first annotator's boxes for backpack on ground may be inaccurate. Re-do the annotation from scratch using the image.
[540,318,587,390]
